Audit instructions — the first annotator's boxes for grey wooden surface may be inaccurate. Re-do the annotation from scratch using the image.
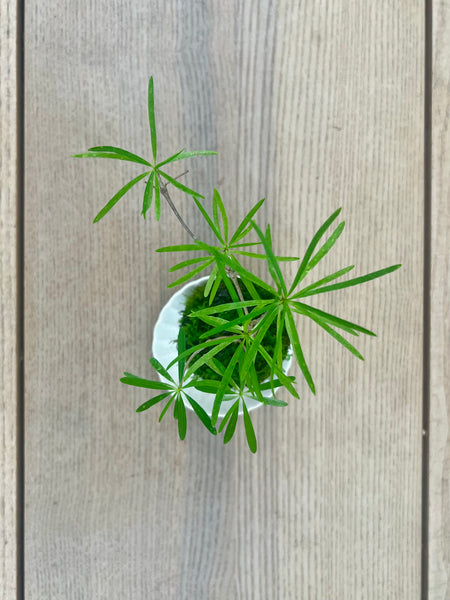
[430,0,450,597]
[1,0,440,598]
[0,0,18,598]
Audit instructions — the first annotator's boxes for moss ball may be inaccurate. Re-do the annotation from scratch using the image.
[179,279,290,382]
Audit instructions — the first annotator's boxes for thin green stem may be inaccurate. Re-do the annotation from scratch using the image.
[158,173,197,240]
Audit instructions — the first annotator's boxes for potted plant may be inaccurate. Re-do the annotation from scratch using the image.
[74,78,401,453]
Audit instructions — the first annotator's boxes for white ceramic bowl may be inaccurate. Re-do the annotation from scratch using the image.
[152,276,292,418]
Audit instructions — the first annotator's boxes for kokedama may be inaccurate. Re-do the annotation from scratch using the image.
[73,77,401,453]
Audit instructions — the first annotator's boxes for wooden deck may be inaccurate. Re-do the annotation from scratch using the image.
[1,1,448,598]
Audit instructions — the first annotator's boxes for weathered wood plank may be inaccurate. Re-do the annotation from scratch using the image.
[0,0,17,597]
[430,1,450,597]
[24,1,423,598]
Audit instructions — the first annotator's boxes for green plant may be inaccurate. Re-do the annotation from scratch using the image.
[74,77,401,453]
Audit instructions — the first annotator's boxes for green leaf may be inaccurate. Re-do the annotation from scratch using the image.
[264,397,288,407]
[167,335,241,371]
[87,146,152,167]
[251,221,286,294]
[290,301,375,337]
[167,259,214,288]
[184,340,233,380]
[148,77,157,162]
[184,393,217,435]
[158,169,204,198]
[191,299,271,317]
[284,308,315,394]
[234,250,298,262]
[136,393,170,412]
[291,266,355,298]
[208,271,222,305]
[304,221,345,275]
[169,257,210,272]
[309,315,364,360]
[212,345,244,426]
[156,243,201,253]
[73,151,151,167]
[155,148,185,168]
[142,171,155,218]
[93,171,150,223]
[199,303,273,339]
[298,264,402,297]
[223,402,239,443]
[219,400,239,433]
[159,395,175,421]
[230,198,265,244]
[257,345,299,399]
[159,150,217,166]
[241,306,278,374]
[149,357,175,384]
[212,189,229,243]
[120,375,173,390]
[204,265,218,298]
[175,396,187,440]
[242,401,257,453]
[289,208,342,293]
[154,172,161,221]
[192,196,223,243]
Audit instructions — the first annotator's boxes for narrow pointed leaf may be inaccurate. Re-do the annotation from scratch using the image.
[303,221,345,275]
[185,340,233,380]
[120,376,173,391]
[241,306,278,374]
[212,345,244,426]
[149,357,175,383]
[185,394,217,435]
[213,189,229,243]
[155,148,185,168]
[242,401,257,453]
[148,77,157,162]
[219,400,239,433]
[169,150,217,162]
[73,151,151,166]
[192,196,223,242]
[177,328,186,381]
[156,243,201,253]
[167,335,241,370]
[284,308,315,394]
[223,402,239,443]
[290,301,375,337]
[298,264,402,297]
[142,171,154,218]
[154,172,161,220]
[169,257,210,272]
[309,315,364,360]
[93,171,150,223]
[191,299,270,317]
[204,265,218,297]
[289,208,342,293]
[158,169,203,198]
[251,221,286,293]
[167,259,214,288]
[159,395,174,421]
[230,198,265,244]
[291,266,355,299]
[136,393,170,413]
[87,146,152,166]
[175,397,187,440]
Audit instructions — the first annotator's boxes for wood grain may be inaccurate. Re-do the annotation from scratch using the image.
[430,1,450,598]
[24,1,423,598]
[0,0,17,597]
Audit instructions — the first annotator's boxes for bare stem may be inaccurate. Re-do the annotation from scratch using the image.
[158,173,197,240]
